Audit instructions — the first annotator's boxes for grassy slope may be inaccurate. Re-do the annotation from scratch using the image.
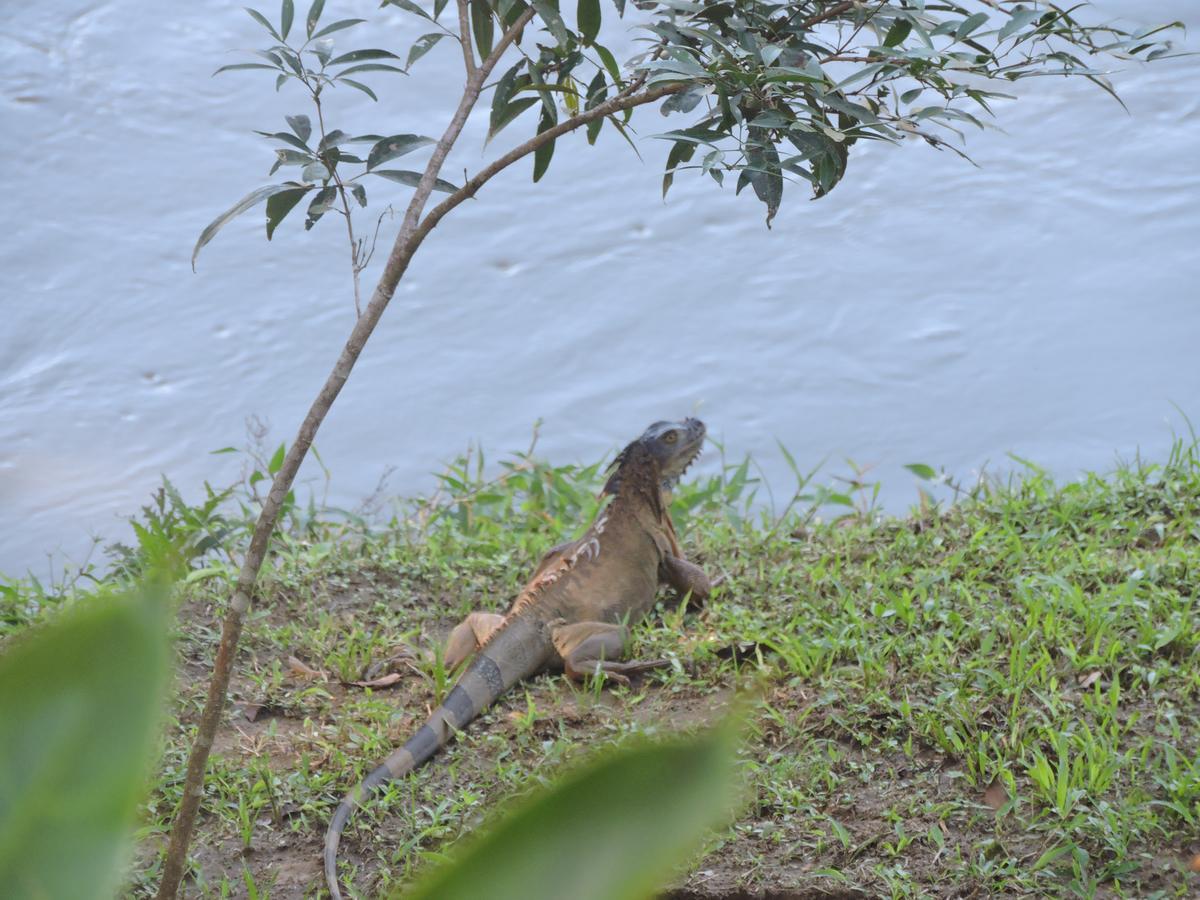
[4,442,1199,898]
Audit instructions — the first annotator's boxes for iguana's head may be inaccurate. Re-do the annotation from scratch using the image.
[604,418,706,496]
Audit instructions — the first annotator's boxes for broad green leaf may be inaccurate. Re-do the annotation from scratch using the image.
[304,184,338,226]
[339,78,378,101]
[532,0,568,46]
[286,114,312,142]
[335,62,407,76]
[883,18,911,48]
[0,584,170,899]
[268,442,287,475]
[255,129,311,151]
[957,12,988,39]
[402,721,742,900]
[370,169,459,193]
[265,186,311,238]
[328,48,401,66]
[407,32,447,69]
[310,17,366,39]
[490,96,538,139]
[471,0,494,59]
[904,463,937,481]
[301,160,330,181]
[367,134,436,170]
[245,6,282,39]
[661,139,695,198]
[192,184,300,268]
[577,0,600,45]
[318,128,348,151]
[385,0,434,23]
[213,62,281,75]
[306,0,326,36]
[584,70,607,144]
[280,0,294,40]
[532,106,557,182]
[999,7,1042,41]
[593,42,621,85]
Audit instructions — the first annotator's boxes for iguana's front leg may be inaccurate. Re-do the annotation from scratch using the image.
[444,611,506,670]
[660,555,711,607]
[550,620,669,686]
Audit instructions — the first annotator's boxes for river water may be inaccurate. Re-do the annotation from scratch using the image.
[2,1,1198,576]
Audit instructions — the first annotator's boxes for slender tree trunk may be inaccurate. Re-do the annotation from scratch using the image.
[154,11,681,895]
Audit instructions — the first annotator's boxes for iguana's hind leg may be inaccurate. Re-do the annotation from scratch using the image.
[661,555,712,608]
[550,621,669,686]
[444,612,506,670]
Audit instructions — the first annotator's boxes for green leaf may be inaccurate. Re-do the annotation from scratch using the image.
[310,17,366,39]
[301,160,330,181]
[304,184,338,229]
[0,584,170,899]
[489,63,535,139]
[957,12,988,39]
[335,63,407,76]
[339,78,378,101]
[350,183,367,207]
[385,0,434,22]
[280,0,294,39]
[265,186,311,238]
[371,169,459,193]
[328,48,401,66]
[904,463,937,481]
[999,7,1041,41]
[584,70,607,145]
[255,129,311,151]
[245,7,282,40]
[532,106,557,182]
[577,0,600,45]
[286,114,312,142]
[268,443,286,475]
[883,18,911,48]
[407,32,447,69]
[318,129,348,151]
[367,134,436,170]
[662,139,695,198]
[192,184,300,268]
[402,721,741,900]
[213,62,282,75]
[531,0,568,46]
[471,0,494,58]
[306,0,326,37]
[593,43,621,85]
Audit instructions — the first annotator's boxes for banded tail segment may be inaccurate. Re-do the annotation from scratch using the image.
[323,616,552,899]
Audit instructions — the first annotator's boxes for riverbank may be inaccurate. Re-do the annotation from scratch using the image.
[3,441,1198,897]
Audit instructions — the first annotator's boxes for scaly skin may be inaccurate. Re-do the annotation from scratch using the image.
[324,418,712,898]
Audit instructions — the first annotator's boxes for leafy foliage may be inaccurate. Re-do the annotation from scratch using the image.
[193,0,1180,261]
[402,719,743,900]
[0,581,170,898]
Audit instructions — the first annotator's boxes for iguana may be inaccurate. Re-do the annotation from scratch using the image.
[324,418,712,898]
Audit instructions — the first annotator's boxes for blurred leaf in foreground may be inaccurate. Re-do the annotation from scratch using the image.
[0,582,171,898]
[402,716,744,900]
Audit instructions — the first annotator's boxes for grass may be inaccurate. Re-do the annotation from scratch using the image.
[2,432,1199,898]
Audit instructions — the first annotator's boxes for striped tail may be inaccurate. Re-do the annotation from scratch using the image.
[324,616,550,898]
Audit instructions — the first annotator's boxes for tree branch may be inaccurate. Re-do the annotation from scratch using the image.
[418,81,686,240]
[153,9,537,900]
[456,0,476,76]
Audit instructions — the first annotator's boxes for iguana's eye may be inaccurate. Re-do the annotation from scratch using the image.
[663,431,678,443]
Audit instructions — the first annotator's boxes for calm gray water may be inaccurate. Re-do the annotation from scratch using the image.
[2,1,1198,576]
